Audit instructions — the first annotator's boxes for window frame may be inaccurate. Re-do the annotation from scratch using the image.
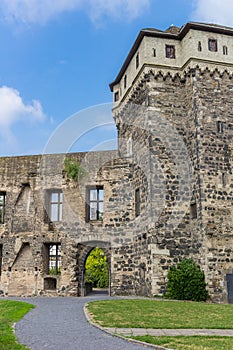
[48,190,63,222]
[86,186,104,222]
[0,192,6,224]
[165,45,176,59]
[47,243,61,275]
[208,38,218,52]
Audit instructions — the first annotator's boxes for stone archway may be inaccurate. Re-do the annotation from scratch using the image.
[77,241,111,296]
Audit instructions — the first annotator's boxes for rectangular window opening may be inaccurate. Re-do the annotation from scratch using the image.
[114,91,119,102]
[223,45,228,55]
[124,75,127,89]
[136,53,139,69]
[198,41,202,52]
[46,243,61,275]
[217,121,224,133]
[87,186,104,221]
[49,190,63,222]
[190,203,197,219]
[135,188,141,217]
[152,48,156,57]
[165,45,176,59]
[127,137,133,157]
[0,192,6,224]
[222,172,227,187]
[208,39,218,52]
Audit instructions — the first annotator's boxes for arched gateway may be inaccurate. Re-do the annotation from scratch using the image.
[77,241,111,296]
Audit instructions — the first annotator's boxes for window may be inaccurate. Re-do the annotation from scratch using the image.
[198,41,202,52]
[223,45,228,55]
[114,91,119,102]
[87,187,104,221]
[190,203,197,219]
[165,45,175,59]
[127,137,133,157]
[135,188,140,217]
[217,121,224,133]
[48,244,61,275]
[0,192,6,224]
[208,39,217,52]
[222,172,227,187]
[124,75,127,89]
[136,53,139,69]
[49,190,63,222]
[152,48,156,57]
[0,245,2,276]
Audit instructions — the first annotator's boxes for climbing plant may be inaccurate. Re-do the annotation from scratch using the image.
[64,157,86,182]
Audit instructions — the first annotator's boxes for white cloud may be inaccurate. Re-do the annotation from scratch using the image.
[88,0,150,23]
[0,0,82,25]
[192,0,233,27]
[0,0,150,25]
[0,86,45,129]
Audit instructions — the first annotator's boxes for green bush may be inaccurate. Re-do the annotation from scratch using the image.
[64,157,86,182]
[166,258,209,302]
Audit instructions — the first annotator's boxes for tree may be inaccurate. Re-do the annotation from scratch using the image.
[85,248,109,288]
[166,258,209,302]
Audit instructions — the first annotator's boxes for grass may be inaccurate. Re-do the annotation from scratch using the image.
[0,300,34,350]
[87,299,233,329]
[129,335,233,350]
[88,299,233,349]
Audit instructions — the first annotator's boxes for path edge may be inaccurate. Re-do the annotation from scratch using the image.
[83,303,173,350]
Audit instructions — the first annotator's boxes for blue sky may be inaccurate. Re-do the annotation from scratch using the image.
[0,0,231,156]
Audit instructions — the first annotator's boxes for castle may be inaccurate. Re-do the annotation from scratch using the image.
[0,22,232,303]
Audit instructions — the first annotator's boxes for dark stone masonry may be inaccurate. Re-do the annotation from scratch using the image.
[0,22,233,302]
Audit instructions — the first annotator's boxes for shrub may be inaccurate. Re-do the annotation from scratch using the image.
[64,157,86,182]
[166,258,209,302]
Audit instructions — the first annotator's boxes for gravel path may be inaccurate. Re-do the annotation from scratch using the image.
[13,295,150,350]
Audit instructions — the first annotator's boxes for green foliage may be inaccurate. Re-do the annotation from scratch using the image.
[166,259,209,302]
[64,157,86,182]
[49,267,61,275]
[85,247,109,288]
[0,300,34,349]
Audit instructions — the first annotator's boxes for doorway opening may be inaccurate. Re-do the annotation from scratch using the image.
[84,247,109,296]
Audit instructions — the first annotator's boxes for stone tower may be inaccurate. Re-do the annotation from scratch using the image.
[110,22,233,302]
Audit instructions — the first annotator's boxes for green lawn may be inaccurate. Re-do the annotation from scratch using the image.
[87,299,233,329]
[0,300,34,350]
[129,335,233,350]
[88,299,233,349]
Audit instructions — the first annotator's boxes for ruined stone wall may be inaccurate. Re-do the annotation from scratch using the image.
[0,149,152,297]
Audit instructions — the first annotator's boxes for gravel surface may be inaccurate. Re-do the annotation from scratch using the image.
[13,295,149,350]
